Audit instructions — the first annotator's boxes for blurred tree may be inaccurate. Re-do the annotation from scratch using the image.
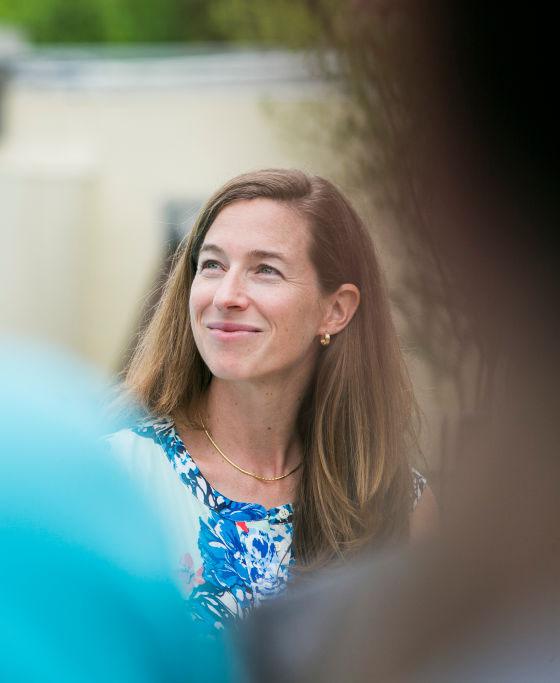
[208,0,320,47]
[0,0,105,42]
[98,0,220,44]
[0,0,320,45]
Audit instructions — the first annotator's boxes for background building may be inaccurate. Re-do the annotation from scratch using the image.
[0,41,338,374]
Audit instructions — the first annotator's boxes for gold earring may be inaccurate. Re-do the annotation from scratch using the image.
[320,332,331,347]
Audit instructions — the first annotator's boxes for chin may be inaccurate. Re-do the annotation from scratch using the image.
[204,359,260,383]
[210,370,261,383]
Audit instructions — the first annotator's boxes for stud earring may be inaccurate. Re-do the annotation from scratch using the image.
[320,332,331,347]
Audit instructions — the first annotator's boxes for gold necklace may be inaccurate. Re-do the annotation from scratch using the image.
[199,414,302,483]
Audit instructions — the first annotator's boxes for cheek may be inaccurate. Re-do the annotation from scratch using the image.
[189,281,210,318]
[275,294,323,341]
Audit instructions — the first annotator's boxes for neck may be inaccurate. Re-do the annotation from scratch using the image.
[201,374,309,478]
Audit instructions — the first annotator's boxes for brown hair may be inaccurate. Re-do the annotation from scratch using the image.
[125,169,417,567]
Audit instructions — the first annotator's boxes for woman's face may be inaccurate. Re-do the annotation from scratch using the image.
[189,198,329,385]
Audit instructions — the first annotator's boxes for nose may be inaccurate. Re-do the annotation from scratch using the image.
[212,269,249,311]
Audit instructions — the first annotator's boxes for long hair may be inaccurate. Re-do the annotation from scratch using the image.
[125,169,417,567]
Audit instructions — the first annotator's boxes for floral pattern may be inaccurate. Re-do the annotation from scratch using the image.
[128,416,426,632]
[178,553,204,592]
[132,417,293,631]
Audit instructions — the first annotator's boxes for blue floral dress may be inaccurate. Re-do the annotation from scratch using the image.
[107,417,293,632]
[107,416,427,633]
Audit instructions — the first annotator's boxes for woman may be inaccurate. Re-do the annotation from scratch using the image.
[108,169,434,632]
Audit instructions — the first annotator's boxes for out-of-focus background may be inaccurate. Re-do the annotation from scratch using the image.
[0,3,336,370]
[0,2,471,482]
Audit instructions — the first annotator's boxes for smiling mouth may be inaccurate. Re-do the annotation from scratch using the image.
[206,323,262,340]
[206,322,261,333]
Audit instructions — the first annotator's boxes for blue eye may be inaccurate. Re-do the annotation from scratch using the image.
[256,264,280,276]
[199,259,222,271]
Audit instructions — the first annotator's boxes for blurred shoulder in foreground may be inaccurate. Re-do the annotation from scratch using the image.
[0,340,238,683]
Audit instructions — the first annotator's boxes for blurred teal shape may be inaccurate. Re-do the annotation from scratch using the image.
[0,339,239,683]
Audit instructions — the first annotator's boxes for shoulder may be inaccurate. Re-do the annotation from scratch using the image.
[104,417,176,481]
[105,427,156,469]
[105,419,201,528]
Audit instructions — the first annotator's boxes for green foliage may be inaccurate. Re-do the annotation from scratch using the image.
[0,0,320,45]
[96,0,222,43]
[208,0,321,47]
[0,0,105,42]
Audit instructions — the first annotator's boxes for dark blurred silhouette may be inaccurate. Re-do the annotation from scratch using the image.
[242,2,560,681]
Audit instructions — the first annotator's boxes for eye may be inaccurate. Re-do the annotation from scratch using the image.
[256,263,281,276]
[199,259,223,272]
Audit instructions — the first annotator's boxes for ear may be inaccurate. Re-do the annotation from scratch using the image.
[319,284,360,336]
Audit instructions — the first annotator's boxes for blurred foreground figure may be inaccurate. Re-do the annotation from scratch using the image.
[243,2,560,681]
[0,341,237,683]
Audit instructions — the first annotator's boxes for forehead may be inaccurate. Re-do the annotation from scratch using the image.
[203,198,311,255]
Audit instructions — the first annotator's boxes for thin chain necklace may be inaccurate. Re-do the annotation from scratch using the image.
[199,413,302,483]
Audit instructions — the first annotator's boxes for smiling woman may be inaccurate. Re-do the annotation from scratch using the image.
[189,199,357,389]
[107,169,434,632]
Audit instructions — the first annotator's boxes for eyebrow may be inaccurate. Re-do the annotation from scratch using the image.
[199,243,289,263]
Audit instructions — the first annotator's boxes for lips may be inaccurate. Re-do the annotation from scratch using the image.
[207,322,261,333]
